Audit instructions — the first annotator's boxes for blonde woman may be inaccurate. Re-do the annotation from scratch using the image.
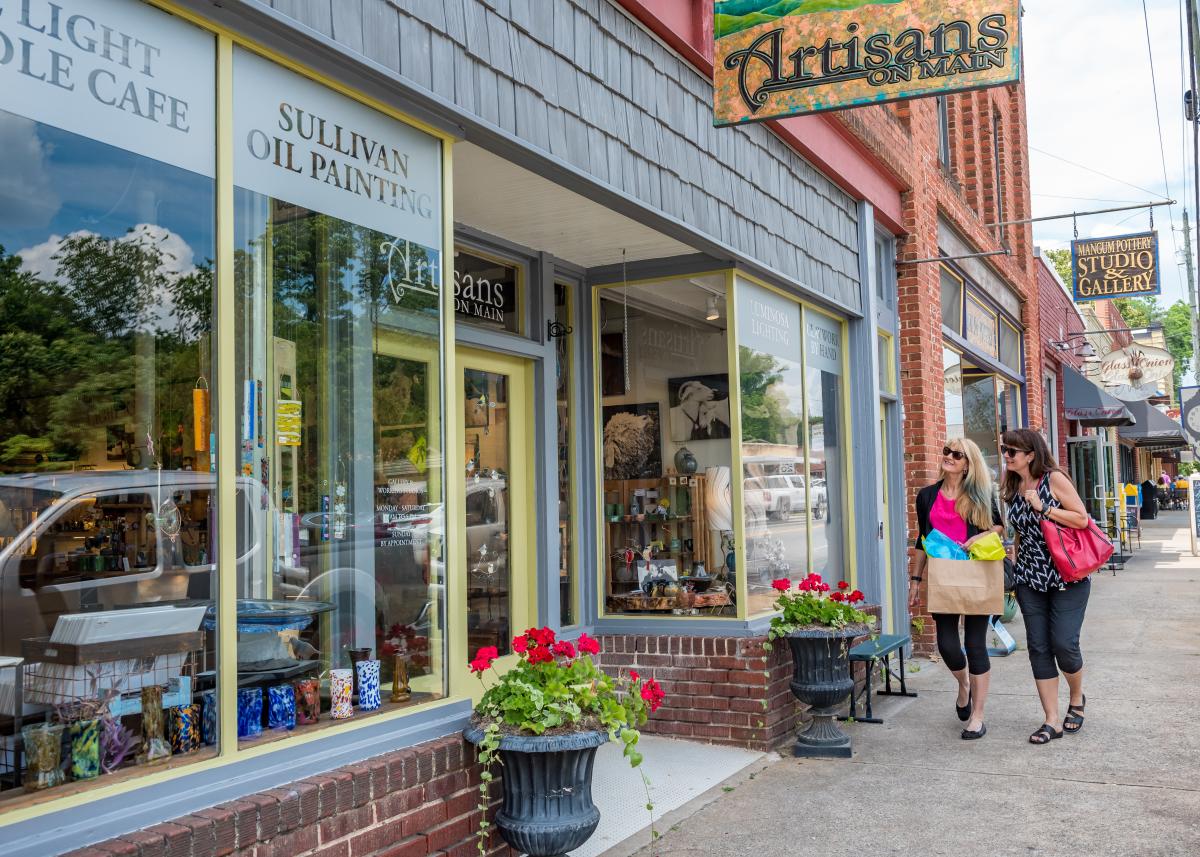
[909,438,1004,740]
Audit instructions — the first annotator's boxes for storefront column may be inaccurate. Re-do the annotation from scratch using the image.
[848,202,889,626]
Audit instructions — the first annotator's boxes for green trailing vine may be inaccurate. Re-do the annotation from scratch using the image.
[468,628,665,855]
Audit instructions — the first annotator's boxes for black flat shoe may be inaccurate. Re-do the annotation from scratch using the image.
[961,723,987,740]
[1029,723,1062,744]
[956,691,972,722]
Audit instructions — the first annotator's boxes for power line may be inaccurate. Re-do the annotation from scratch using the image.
[1029,146,1171,200]
[1142,0,1182,288]
[1032,193,1146,204]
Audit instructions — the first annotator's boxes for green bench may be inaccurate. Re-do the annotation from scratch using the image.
[838,633,916,725]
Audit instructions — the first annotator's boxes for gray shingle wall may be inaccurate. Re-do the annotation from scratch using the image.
[260,0,861,310]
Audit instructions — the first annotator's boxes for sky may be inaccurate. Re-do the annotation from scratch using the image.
[1025,0,1197,384]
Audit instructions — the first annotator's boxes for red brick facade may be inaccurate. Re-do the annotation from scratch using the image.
[64,735,512,857]
[1036,254,1085,462]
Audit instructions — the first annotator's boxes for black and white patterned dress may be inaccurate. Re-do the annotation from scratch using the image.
[1009,475,1065,592]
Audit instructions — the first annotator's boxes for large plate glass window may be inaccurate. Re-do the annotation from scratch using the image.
[940,267,963,334]
[0,0,218,802]
[597,276,733,617]
[736,280,806,615]
[805,309,847,584]
[231,47,445,745]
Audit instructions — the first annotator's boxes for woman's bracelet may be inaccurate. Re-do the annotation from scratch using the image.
[909,576,923,582]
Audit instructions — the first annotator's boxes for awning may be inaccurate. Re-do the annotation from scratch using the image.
[1062,366,1135,427]
[1118,399,1189,449]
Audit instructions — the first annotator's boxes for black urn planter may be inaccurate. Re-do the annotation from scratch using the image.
[786,625,867,759]
[464,725,606,857]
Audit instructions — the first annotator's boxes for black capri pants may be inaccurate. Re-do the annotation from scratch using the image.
[932,613,990,675]
[1015,579,1090,680]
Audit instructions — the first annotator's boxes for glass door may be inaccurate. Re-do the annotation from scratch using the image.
[1067,436,1104,522]
[456,348,535,680]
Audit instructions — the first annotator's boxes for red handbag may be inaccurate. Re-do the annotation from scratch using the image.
[1039,516,1114,583]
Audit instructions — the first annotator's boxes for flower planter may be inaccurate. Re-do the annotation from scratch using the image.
[786,625,867,758]
[464,726,606,857]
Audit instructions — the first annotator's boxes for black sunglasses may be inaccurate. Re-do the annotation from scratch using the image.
[941,446,965,461]
[1001,445,1028,457]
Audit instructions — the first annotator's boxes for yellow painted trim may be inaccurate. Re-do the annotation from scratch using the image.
[142,0,454,143]
[591,287,609,619]
[799,306,814,577]
[452,347,536,699]
[215,33,239,763]
[725,271,747,620]
[878,410,894,633]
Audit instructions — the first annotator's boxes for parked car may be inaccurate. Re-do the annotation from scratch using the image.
[745,475,826,521]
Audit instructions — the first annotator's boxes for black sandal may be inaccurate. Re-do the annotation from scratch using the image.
[961,723,987,740]
[1064,695,1086,734]
[1029,724,1062,744]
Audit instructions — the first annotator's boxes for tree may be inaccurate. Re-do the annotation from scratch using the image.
[1044,248,1072,284]
[1113,297,1157,329]
[1162,301,1194,392]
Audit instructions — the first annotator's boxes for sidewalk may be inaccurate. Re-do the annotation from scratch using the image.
[624,512,1200,857]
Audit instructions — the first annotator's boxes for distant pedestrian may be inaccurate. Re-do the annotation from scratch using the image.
[1000,428,1093,745]
[909,438,1004,740]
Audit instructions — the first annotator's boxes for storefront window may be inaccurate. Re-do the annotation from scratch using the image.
[454,248,521,335]
[805,309,847,584]
[999,318,1021,370]
[0,0,218,802]
[944,348,964,439]
[940,267,963,333]
[555,284,575,626]
[598,276,734,617]
[963,371,1000,476]
[231,48,445,744]
[877,333,895,395]
[737,281,806,615]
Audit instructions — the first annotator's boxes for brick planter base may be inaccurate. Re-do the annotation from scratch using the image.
[64,734,513,857]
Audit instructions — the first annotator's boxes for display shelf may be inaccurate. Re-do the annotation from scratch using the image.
[21,632,204,666]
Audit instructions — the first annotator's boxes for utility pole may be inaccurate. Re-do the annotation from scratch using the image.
[1181,210,1200,393]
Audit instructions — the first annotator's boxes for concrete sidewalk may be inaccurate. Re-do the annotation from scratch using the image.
[627,512,1200,857]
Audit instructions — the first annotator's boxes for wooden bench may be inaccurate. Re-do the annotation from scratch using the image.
[838,633,917,725]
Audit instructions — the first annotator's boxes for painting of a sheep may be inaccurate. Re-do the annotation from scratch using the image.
[602,404,663,480]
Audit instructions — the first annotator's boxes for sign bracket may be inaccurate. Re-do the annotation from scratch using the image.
[984,199,1175,229]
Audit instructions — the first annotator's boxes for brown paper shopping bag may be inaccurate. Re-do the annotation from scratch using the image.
[927,558,1004,616]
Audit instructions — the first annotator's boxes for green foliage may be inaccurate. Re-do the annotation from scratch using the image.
[1113,297,1157,329]
[763,574,874,644]
[1162,302,1194,391]
[1044,248,1072,284]
[738,347,799,446]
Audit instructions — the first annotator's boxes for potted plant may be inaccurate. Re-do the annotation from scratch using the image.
[766,573,873,758]
[464,627,664,857]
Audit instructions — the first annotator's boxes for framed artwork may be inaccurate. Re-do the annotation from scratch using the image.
[602,403,662,480]
[668,374,731,441]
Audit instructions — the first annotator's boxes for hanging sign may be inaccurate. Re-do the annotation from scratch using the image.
[1098,344,1173,401]
[1180,385,1200,449]
[964,294,998,358]
[1071,231,1161,301]
[0,0,215,176]
[713,0,1021,126]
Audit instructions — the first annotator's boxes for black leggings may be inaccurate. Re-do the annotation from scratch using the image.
[933,613,991,675]
[1015,579,1090,680]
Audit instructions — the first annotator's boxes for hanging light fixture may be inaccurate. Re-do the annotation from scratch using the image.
[705,294,720,321]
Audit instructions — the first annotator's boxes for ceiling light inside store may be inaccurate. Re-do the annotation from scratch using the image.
[706,295,720,321]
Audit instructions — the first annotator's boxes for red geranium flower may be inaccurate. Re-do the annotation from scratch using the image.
[476,646,499,662]
[528,627,556,646]
[468,657,491,674]
[838,580,850,590]
[819,583,830,592]
[798,580,812,592]
[512,635,528,654]
[551,640,576,659]
[640,677,665,713]
[526,645,554,665]
[771,578,791,592]
[830,591,845,602]
[629,669,639,682]
[577,633,600,656]
[849,590,865,604]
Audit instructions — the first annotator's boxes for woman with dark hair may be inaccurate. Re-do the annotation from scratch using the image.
[1000,428,1093,745]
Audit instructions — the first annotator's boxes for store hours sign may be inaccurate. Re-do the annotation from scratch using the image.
[0,0,214,176]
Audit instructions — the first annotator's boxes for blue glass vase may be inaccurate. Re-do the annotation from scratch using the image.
[237,688,262,739]
[268,685,296,730]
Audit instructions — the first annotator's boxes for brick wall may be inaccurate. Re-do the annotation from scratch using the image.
[597,614,882,753]
[1036,255,1085,463]
[64,735,511,857]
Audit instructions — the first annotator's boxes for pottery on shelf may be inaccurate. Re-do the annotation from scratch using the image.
[22,723,65,791]
[294,678,320,725]
[268,685,297,730]
[138,686,171,766]
[200,690,218,745]
[356,659,381,711]
[330,669,354,719]
[390,656,411,703]
[69,718,101,780]
[237,688,263,739]
[169,704,200,754]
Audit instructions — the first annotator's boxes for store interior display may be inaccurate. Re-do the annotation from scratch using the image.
[599,277,736,615]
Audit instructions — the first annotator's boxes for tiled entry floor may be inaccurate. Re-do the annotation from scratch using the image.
[570,736,766,857]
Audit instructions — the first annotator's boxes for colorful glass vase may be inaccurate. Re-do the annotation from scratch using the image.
[69,718,101,780]
[169,704,200,754]
[390,656,411,703]
[22,723,65,790]
[268,685,296,730]
[356,659,381,711]
[138,686,171,766]
[330,669,353,720]
[294,678,320,725]
[237,688,263,739]
[200,690,218,746]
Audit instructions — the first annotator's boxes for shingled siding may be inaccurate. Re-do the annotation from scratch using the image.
[257,0,862,311]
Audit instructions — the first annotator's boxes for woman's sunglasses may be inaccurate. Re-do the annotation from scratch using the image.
[941,446,965,461]
[1000,445,1028,457]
